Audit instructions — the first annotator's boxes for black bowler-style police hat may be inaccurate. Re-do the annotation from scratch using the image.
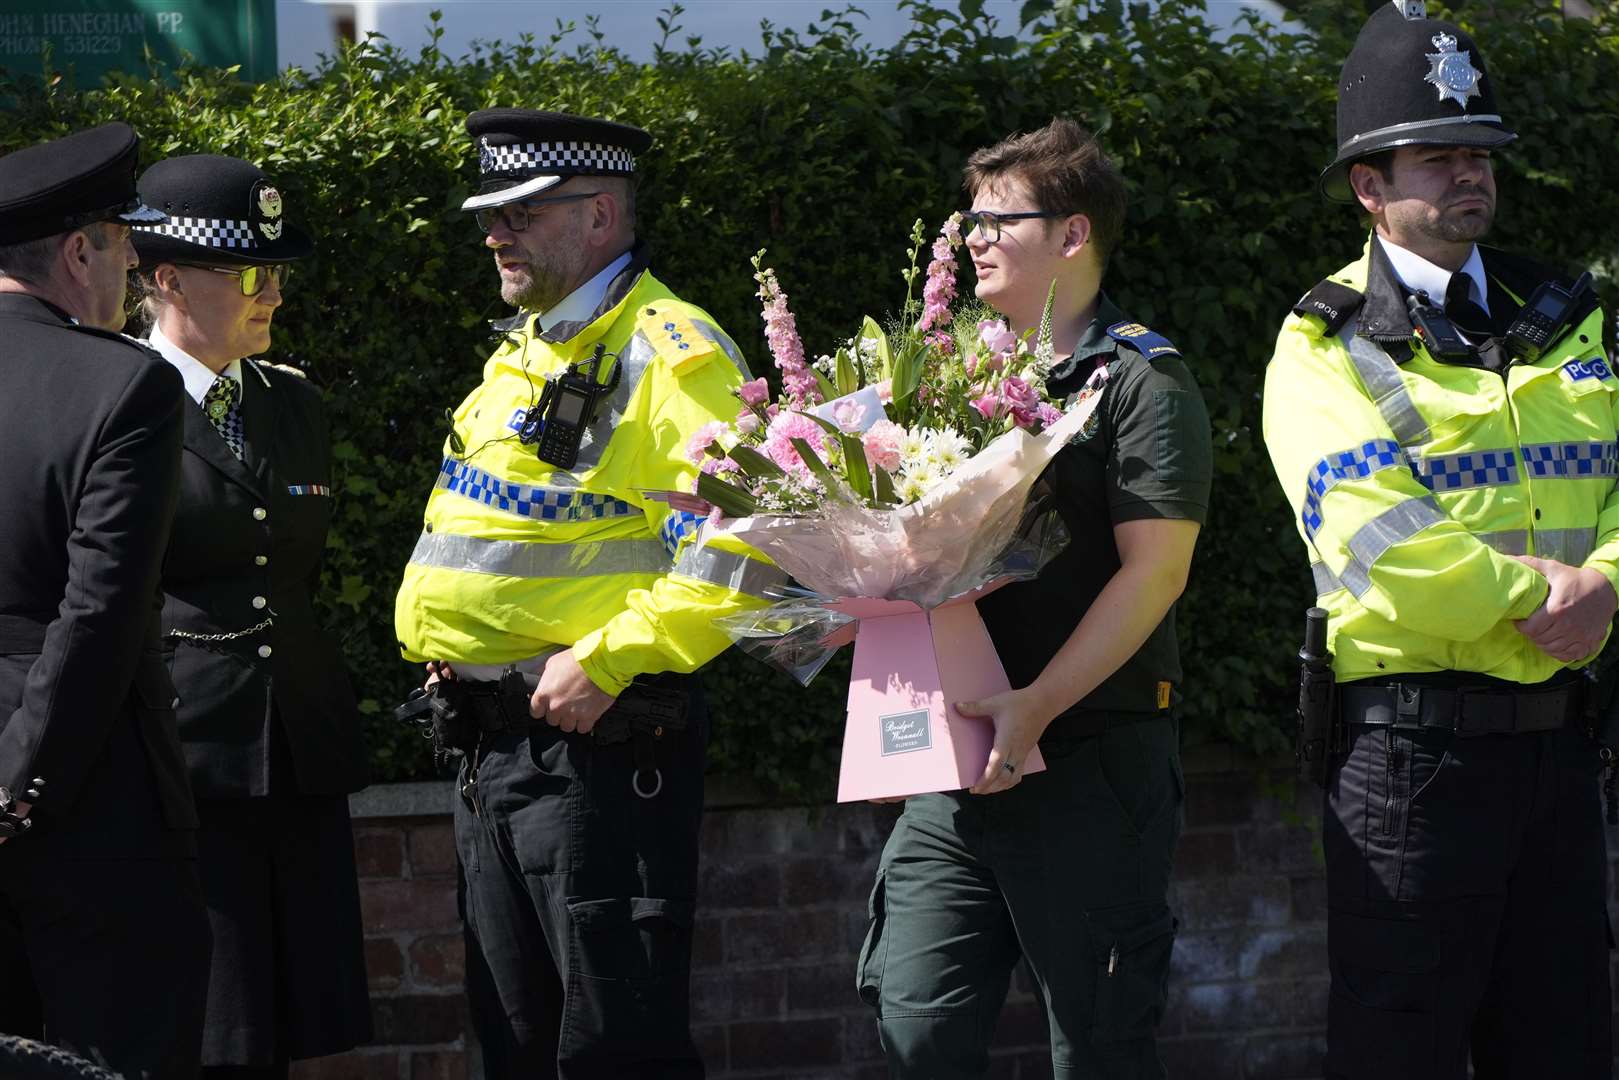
[461,109,651,213]
[0,122,165,245]
[132,154,313,268]
[1320,1,1516,203]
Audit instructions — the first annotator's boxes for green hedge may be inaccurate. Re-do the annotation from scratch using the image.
[4,1,1616,798]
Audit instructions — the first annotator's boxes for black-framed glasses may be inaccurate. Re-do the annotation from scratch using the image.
[474,191,602,235]
[959,209,1075,244]
[178,263,290,297]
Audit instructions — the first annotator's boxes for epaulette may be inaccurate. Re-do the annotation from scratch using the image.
[1105,320,1180,360]
[637,303,717,375]
[258,360,308,380]
[1291,279,1364,337]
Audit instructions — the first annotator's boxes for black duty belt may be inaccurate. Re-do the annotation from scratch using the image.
[1339,679,1582,737]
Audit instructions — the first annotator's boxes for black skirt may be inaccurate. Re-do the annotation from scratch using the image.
[194,782,372,1065]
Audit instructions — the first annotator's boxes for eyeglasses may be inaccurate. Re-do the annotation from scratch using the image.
[474,192,602,235]
[178,263,291,297]
[959,209,1075,244]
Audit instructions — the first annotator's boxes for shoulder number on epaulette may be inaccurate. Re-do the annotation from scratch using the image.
[638,305,716,375]
[1105,321,1180,360]
[1291,279,1364,337]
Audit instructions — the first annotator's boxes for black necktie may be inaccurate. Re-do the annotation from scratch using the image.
[1444,274,1494,339]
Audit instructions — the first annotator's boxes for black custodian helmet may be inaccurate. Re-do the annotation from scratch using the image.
[1320,1,1515,203]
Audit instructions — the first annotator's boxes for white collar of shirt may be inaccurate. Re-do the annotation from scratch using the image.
[149,323,242,405]
[534,250,634,334]
[1376,234,1490,316]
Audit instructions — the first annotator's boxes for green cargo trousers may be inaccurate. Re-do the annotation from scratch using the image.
[858,715,1183,1079]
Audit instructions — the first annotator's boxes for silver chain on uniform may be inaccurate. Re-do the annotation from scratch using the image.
[165,615,275,644]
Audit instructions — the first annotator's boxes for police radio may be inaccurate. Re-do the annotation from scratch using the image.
[1503,271,1594,363]
[519,344,621,469]
[1407,293,1474,362]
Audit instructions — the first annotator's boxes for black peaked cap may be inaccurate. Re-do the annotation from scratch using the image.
[0,122,165,245]
[1320,3,1515,203]
[462,109,651,212]
[132,154,313,267]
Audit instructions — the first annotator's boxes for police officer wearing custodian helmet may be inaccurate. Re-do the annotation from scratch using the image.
[130,154,373,1077]
[0,123,213,1077]
[1263,3,1614,1076]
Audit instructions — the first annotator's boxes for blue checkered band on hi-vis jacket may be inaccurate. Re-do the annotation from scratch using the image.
[435,458,638,522]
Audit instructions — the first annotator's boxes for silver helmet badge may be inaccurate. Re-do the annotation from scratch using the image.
[1425,32,1483,108]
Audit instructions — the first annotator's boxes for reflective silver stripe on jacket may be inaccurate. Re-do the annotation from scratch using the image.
[1311,561,1345,598]
[1409,447,1518,492]
[408,531,671,577]
[1476,530,1528,555]
[1536,527,1597,567]
[1336,495,1446,598]
[672,546,788,599]
[1346,334,1430,448]
[571,330,660,472]
[692,319,752,378]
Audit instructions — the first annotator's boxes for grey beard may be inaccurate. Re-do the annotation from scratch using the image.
[502,275,566,313]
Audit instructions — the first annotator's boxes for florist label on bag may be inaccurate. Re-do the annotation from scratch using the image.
[879,710,933,756]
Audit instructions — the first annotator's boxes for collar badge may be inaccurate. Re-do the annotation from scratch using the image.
[1425,32,1483,108]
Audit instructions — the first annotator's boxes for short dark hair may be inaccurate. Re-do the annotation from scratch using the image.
[0,221,117,286]
[1353,149,1396,185]
[963,118,1127,268]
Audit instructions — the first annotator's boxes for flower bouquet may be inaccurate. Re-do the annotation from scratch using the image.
[673,216,1108,800]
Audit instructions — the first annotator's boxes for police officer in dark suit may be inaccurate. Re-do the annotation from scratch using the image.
[130,155,371,1079]
[0,123,213,1077]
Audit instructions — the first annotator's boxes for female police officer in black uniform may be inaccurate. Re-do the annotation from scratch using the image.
[131,155,371,1079]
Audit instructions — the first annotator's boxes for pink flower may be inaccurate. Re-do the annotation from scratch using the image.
[1038,403,1064,427]
[738,377,770,408]
[971,394,1006,421]
[1010,405,1040,430]
[754,267,821,405]
[862,420,904,472]
[762,410,827,475]
[707,504,726,526]
[1001,376,1037,409]
[915,215,964,337]
[873,379,893,403]
[964,353,979,378]
[831,398,866,433]
[685,421,729,465]
[978,319,1019,356]
[736,410,762,437]
[926,330,954,354]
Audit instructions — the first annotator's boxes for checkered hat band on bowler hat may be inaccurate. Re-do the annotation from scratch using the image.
[481,141,635,177]
[138,216,257,249]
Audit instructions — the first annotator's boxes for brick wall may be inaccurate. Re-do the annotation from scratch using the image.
[287,752,1616,1079]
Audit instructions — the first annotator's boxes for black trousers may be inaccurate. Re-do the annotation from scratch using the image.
[1322,722,1612,1080]
[454,683,707,1080]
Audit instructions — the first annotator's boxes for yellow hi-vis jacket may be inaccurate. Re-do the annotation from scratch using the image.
[1262,238,1618,683]
[394,254,784,695]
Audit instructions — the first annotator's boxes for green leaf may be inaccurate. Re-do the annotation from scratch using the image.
[840,433,874,502]
[860,316,893,379]
[696,472,758,517]
[789,437,843,496]
[872,464,898,506]
[834,346,859,396]
[727,444,785,478]
[810,364,838,402]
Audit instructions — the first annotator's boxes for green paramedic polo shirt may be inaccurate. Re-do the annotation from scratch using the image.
[977,293,1213,723]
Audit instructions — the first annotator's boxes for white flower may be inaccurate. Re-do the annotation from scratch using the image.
[898,426,931,469]
[928,429,971,471]
[896,472,931,503]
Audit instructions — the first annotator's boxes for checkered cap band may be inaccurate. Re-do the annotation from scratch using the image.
[137,216,257,249]
[480,141,635,178]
